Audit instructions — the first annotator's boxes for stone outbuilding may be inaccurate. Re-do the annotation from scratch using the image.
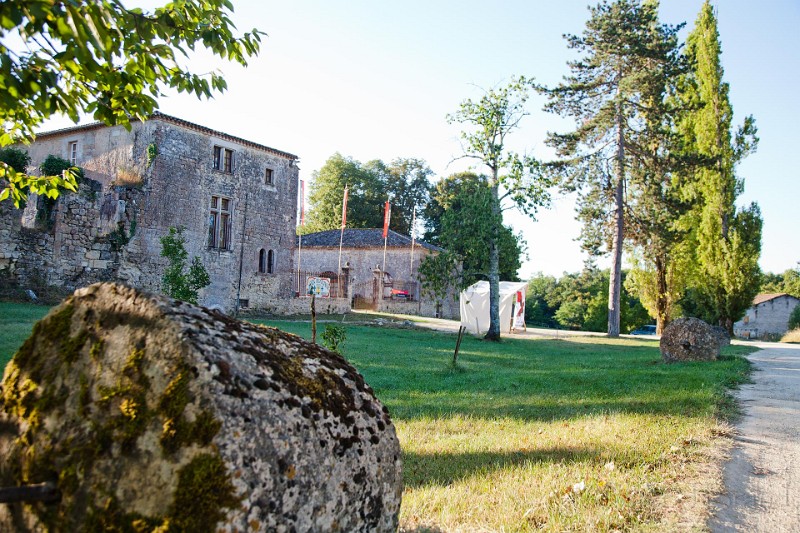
[0,113,300,312]
[734,293,800,339]
[296,228,459,319]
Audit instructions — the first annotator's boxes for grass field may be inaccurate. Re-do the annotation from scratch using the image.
[258,319,754,531]
[0,301,52,369]
[1,304,755,531]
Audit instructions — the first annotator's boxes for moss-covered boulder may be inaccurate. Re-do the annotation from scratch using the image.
[660,317,720,363]
[0,283,402,532]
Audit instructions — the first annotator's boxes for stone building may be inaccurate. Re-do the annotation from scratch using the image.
[296,228,459,319]
[733,293,800,339]
[0,112,299,311]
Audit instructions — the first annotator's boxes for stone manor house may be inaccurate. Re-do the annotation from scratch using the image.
[0,113,300,312]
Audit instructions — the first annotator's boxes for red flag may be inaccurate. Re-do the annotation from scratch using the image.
[382,201,391,239]
[341,185,349,228]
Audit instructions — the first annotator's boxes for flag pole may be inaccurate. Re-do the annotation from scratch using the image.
[382,200,390,276]
[409,205,416,276]
[337,184,348,298]
[382,200,391,301]
[297,180,304,295]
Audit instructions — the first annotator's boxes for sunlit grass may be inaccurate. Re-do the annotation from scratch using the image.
[259,319,755,531]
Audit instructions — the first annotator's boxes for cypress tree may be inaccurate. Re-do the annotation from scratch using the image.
[677,1,761,332]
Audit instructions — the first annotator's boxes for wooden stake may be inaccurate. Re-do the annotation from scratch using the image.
[453,325,466,365]
[311,293,317,344]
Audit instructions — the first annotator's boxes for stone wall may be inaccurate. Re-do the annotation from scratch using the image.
[243,297,351,316]
[734,295,800,338]
[1,115,300,313]
[0,180,139,295]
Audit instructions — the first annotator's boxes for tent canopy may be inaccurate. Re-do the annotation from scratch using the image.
[459,281,527,335]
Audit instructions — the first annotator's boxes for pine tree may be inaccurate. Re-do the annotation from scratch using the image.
[540,0,682,336]
[677,1,761,332]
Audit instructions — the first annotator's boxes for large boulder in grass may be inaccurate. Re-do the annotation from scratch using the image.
[0,283,402,532]
[660,317,720,363]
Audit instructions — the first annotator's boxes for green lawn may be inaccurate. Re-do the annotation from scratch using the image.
[1,304,754,531]
[258,319,754,531]
[0,301,52,370]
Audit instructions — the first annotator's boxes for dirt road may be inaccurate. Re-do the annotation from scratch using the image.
[708,342,800,532]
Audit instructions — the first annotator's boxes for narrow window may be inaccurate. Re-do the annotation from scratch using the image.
[224,148,234,173]
[209,195,232,250]
[213,146,222,170]
[258,249,266,273]
[265,168,274,185]
[267,250,275,274]
[68,141,78,165]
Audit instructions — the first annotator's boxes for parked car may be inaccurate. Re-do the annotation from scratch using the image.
[631,325,657,335]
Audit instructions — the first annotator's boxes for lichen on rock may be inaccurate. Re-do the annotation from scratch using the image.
[660,317,721,363]
[0,282,402,532]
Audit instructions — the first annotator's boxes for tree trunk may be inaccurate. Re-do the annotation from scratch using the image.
[608,106,625,338]
[655,254,669,335]
[486,178,501,341]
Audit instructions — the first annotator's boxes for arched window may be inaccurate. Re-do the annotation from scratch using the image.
[267,250,275,274]
[258,249,266,274]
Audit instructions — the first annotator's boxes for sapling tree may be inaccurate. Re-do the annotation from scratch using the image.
[448,76,550,341]
[160,226,211,305]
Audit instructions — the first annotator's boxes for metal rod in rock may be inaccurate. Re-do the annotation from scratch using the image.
[0,482,59,504]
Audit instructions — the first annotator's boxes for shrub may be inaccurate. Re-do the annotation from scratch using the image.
[40,154,83,180]
[0,147,31,173]
[788,305,800,331]
[160,226,210,305]
[321,324,346,354]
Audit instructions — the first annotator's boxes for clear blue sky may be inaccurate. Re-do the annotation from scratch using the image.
[42,1,800,278]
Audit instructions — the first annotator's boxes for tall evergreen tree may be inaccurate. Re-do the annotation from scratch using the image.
[539,0,682,336]
[676,1,761,332]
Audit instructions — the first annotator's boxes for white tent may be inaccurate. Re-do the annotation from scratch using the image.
[459,281,528,335]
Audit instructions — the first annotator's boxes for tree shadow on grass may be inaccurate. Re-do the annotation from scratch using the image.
[402,446,597,489]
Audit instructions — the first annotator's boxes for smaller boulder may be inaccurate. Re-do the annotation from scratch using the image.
[660,317,720,363]
[711,325,731,349]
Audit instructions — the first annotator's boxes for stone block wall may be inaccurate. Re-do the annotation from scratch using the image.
[0,181,137,295]
[242,297,351,316]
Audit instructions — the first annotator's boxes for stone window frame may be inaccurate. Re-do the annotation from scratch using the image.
[258,249,266,273]
[208,195,232,250]
[68,140,78,165]
[258,248,275,274]
[213,145,234,173]
[264,167,274,186]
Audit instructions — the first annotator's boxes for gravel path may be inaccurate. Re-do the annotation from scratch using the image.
[708,341,800,532]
